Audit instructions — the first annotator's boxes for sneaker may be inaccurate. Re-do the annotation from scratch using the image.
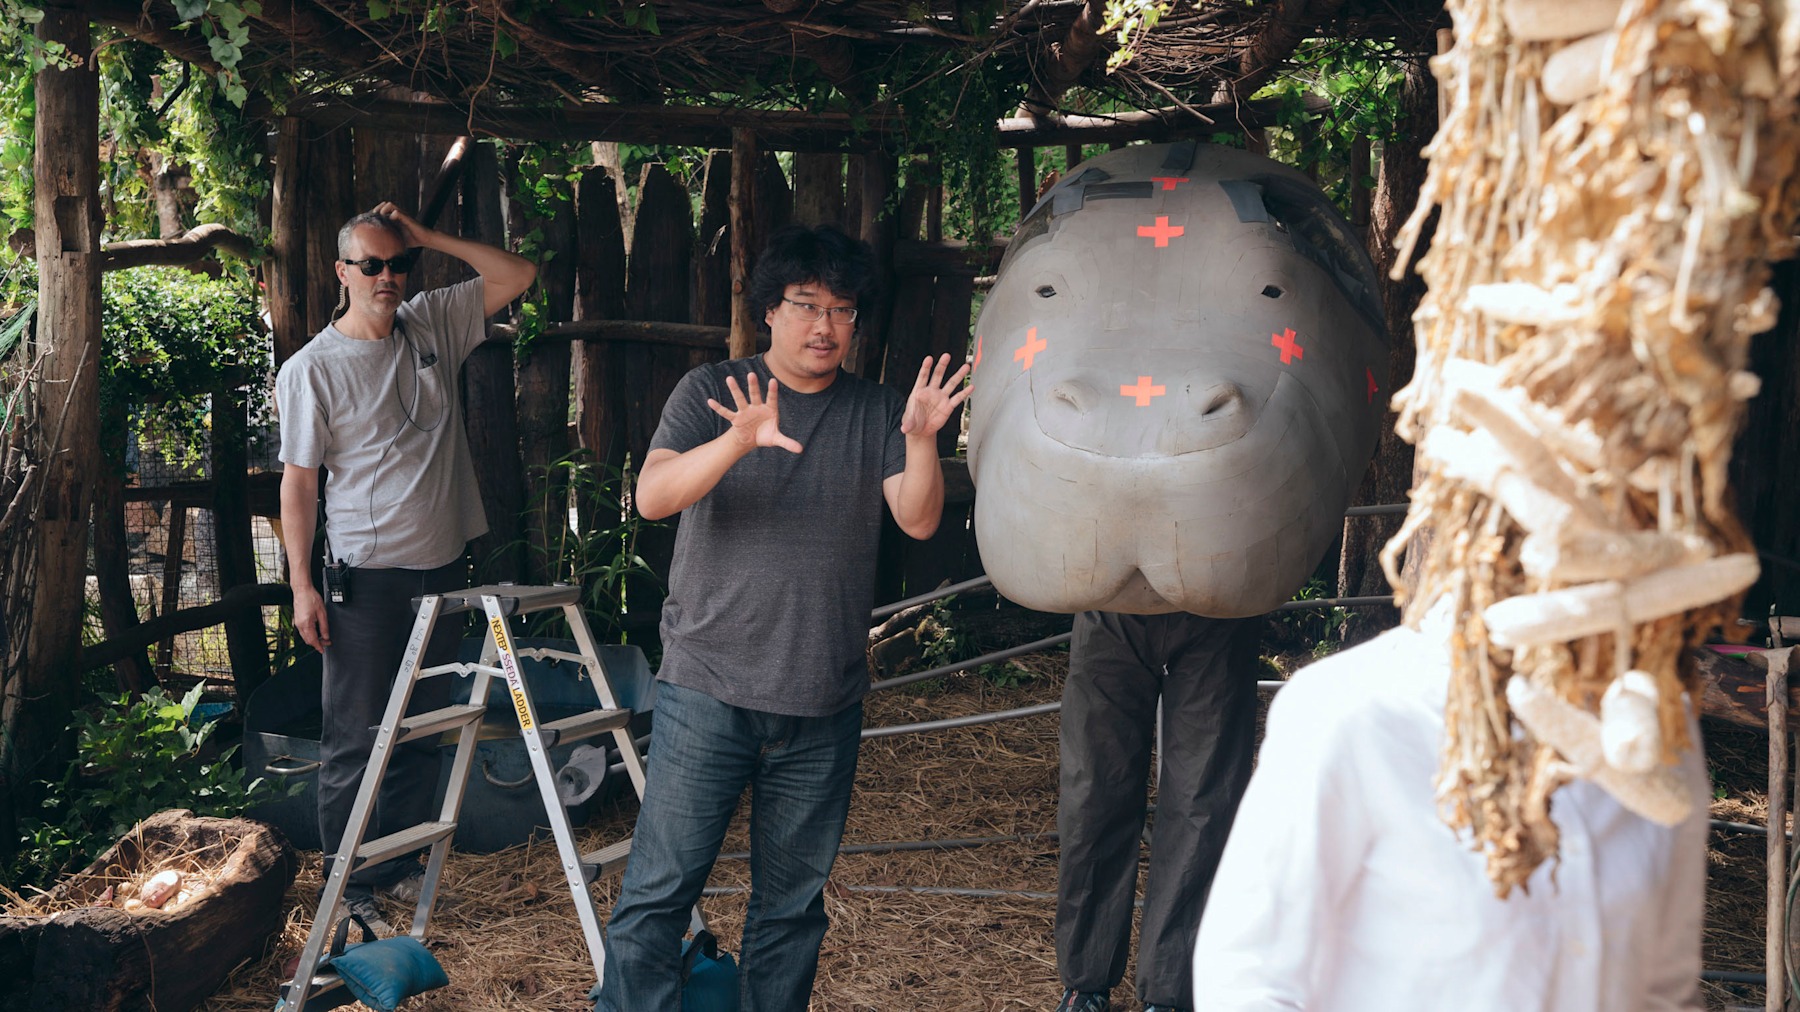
[379,868,427,905]
[341,892,394,938]
[1055,990,1110,1012]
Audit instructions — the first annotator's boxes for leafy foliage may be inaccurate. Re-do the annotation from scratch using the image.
[1256,41,1410,211]
[98,266,270,472]
[11,684,293,888]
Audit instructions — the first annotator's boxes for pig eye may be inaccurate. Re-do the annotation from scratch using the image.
[1261,285,1284,299]
[1036,285,1057,298]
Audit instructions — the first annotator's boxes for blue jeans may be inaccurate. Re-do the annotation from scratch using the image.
[597,680,863,1012]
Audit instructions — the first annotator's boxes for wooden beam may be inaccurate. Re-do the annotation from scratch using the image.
[288,96,1317,150]
[543,319,736,350]
[893,239,1007,278]
[102,223,255,272]
[729,128,761,360]
[82,583,292,671]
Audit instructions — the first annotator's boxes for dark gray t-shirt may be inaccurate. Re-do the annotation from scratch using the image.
[650,355,907,716]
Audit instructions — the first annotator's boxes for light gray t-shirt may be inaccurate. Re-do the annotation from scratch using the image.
[275,278,489,570]
[650,355,907,716]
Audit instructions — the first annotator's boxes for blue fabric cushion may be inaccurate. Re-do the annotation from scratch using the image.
[330,936,449,1012]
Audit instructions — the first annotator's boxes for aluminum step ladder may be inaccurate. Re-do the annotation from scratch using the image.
[277,583,649,1010]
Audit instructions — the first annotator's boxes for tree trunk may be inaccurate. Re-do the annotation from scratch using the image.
[1337,57,1436,646]
[4,7,101,865]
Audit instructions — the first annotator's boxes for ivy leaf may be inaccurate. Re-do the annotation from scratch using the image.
[495,29,517,58]
[207,36,242,67]
[368,0,392,18]
[172,0,209,21]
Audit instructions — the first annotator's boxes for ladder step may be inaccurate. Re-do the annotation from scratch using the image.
[395,704,487,744]
[355,821,458,869]
[581,837,633,881]
[539,708,631,747]
[425,583,581,616]
[279,972,346,1001]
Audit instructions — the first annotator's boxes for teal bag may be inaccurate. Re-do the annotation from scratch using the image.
[323,913,449,1012]
[679,930,740,1012]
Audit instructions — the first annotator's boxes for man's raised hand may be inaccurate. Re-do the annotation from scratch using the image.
[901,353,973,437]
[708,373,803,454]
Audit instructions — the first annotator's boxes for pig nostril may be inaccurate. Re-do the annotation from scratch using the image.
[1261,285,1283,299]
[1050,381,1091,413]
[1035,285,1057,298]
[1199,387,1242,418]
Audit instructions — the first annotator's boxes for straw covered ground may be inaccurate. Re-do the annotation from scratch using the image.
[192,647,1776,1011]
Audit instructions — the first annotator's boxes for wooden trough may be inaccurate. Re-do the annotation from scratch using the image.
[0,809,297,1012]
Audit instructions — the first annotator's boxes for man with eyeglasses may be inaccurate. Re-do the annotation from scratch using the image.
[274,202,535,935]
[595,224,969,1012]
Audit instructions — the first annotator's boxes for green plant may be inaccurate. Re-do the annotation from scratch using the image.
[1265,577,1349,655]
[511,451,660,643]
[12,683,293,889]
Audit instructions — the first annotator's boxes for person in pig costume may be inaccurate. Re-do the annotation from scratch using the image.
[964,141,1386,1011]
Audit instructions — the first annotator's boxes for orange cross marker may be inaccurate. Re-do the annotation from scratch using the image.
[1014,327,1047,370]
[1366,366,1379,403]
[1150,176,1190,191]
[1271,327,1305,364]
[1137,216,1184,247]
[1120,376,1166,406]
[973,334,983,372]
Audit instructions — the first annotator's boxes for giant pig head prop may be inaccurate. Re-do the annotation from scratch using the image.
[967,142,1387,617]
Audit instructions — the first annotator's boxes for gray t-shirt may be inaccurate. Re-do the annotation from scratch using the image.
[275,278,489,570]
[650,355,907,716]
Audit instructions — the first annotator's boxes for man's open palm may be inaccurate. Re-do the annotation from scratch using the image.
[902,353,973,436]
[709,373,803,454]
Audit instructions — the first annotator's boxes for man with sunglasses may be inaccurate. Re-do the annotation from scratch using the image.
[595,224,969,1012]
[275,202,535,935]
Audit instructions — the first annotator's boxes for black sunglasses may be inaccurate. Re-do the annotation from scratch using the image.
[341,251,417,276]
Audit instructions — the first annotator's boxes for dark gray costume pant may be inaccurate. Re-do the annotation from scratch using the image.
[1055,611,1259,1007]
[318,562,465,897]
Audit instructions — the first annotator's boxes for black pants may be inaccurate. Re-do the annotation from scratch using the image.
[1055,611,1260,1007]
[318,562,466,897]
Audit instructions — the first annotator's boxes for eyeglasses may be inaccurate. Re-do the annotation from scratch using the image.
[341,252,417,276]
[782,297,858,325]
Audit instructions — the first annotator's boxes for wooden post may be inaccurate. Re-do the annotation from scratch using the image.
[853,149,897,381]
[460,140,524,584]
[693,150,732,328]
[268,118,308,365]
[622,163,696,647]
[157,507,186,676]
[515,162,576,587]
[92,398,152,694]
[729,128,761,360]
[10,5,100,861]
[1016,147,1037,218]
[1065,143,1084,171]
[574,166,627,470]
[210,389,269,700]
[927,273,976,456]
[1350,136,1372,241]
[303,124,355,340]
[352,86,418,215]
[791,152,845,228]
[757,151,792,237]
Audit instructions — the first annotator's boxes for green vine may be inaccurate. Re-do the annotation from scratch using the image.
[1256,41,1410,211]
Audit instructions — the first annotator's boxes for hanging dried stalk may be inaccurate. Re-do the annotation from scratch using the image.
[1382,0,1800,893]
